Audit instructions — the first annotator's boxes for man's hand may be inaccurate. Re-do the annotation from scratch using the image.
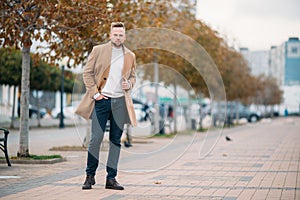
[122,78,131,90]
[95,94,108,101]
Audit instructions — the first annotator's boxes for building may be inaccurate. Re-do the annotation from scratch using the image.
[240,48,269,77]
[281,37,300,114]
[284,37,300,85]
[269,45,285,86]
[241,37,300,115]
[268,37,300,86]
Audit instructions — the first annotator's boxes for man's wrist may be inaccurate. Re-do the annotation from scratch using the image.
[93,92,101,99]
[127,80,131,89]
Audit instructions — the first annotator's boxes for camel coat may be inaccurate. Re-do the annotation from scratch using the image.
[75,41,137,126]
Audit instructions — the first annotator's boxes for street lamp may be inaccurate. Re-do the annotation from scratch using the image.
[59,64,65,128]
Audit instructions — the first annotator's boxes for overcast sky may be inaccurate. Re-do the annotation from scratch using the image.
[197,0,300,51]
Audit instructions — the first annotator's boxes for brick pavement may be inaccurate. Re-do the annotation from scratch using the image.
[0,117,299,199]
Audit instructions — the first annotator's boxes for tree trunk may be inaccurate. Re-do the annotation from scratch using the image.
[36,90,41,127]
[199,101,203,130]
[10,86,16,129]
[235,100,239,125]
[187,92,192,130]
[271,105,274,118]
[228,102,233,127]
[173,83,177,134]
[18,45,31,157]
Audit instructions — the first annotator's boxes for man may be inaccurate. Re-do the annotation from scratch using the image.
[75,22,137,190]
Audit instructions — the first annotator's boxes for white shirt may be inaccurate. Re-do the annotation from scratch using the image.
[101,47,124,98]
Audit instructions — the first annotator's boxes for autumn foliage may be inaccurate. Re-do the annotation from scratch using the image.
[0,0,282,156]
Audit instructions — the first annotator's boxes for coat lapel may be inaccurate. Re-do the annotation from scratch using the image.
[95,42,112,89]
[101,42,112,72]
[122,46,132,78]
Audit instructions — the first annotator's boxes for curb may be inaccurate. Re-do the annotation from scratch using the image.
[0,157,67,165]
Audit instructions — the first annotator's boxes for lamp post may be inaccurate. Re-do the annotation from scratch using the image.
[59,65,65,128]
[154,53,159,134]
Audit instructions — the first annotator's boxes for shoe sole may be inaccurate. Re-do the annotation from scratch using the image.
[82,185,92,190]
[105,186,124,190]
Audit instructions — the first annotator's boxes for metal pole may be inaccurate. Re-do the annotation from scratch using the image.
[59,65,65,128]
[173,83,177,133]
[154,54,159,134]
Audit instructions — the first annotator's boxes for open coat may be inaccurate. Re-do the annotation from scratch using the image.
[75,41,137,126]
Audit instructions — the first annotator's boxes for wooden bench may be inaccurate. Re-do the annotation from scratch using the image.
[0,128,11,166]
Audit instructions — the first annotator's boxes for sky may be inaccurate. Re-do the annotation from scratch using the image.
[196,0,300,51]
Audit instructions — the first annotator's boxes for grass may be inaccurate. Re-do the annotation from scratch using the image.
[49,146,87,151]
[151,133,175,138]
[197,127,209,132]
[6,154,62,160]
[151,130,195,138]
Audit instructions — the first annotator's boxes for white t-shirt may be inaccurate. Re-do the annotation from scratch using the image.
[101,47,124,98]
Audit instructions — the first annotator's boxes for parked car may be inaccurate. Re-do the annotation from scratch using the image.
[51,99,153,121]
[18,104,46,119]
[51,106,75,119]
[211,101,260,125]
[132,99,154,123]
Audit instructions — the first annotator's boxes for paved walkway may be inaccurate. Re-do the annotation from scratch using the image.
[0,117,299,199]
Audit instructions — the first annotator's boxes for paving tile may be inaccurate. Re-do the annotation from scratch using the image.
[281,189,296,200]
[0,117,299,199]
[237,189,256,199]
[213,188,230,197]
[251,189,269,200]
[225,189,242,197]
[272,172,286,188]
[266,189,282,199]
[284,172,297,187]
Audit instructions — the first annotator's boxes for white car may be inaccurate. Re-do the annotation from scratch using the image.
[134,103,145,122]
[51,101,149,120]
[51,106,75,119]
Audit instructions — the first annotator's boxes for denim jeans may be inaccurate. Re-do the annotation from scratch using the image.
[86,96,127,179]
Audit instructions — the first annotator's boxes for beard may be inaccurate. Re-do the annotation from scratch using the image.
[111,41,123,48]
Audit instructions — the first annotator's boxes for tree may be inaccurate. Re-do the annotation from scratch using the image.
[0,48,22,86]
[1,0,255,154]
[0,48,22,128]
[0,47,67,127]
[1,0,114,157]
[0,48,63,93]
[254,75,283,114]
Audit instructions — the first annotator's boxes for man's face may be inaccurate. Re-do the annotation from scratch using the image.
[110,27,126,48]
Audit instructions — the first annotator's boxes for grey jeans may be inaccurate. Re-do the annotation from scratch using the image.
[85,96,127,179]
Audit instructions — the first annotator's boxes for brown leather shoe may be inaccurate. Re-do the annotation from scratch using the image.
[82,175,95,190]
[105,178,124,190]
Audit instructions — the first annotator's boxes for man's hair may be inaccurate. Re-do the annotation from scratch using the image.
[111,22,125,32]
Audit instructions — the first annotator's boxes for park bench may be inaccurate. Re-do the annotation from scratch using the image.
[0,127,11,166]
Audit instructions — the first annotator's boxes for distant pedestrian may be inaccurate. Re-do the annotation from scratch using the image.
[167,105,174,120]
[142,103,150,122]
[159,104,165,134]
[284,108,289,117]
[159,103,165,119]
[75,22,137,190]
[167,104,174,128]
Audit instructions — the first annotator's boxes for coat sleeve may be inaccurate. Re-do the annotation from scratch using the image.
[128,53,136,90]
[83,46,99,99]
